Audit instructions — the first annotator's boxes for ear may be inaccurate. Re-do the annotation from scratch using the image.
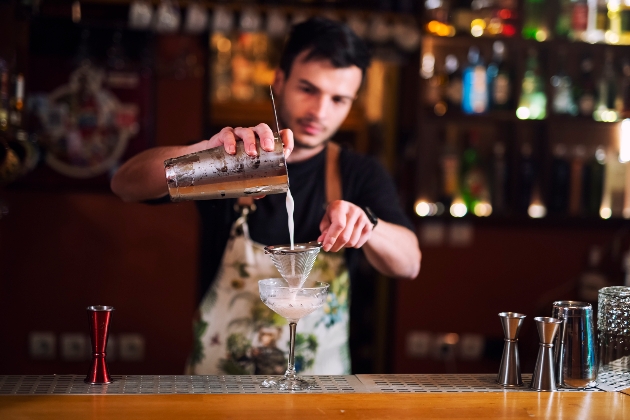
[272,69,286,93]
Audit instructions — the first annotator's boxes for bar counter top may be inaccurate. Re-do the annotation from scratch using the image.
[1,374,629,419]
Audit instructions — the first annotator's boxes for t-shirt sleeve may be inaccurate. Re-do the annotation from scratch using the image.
[346,154,414,231]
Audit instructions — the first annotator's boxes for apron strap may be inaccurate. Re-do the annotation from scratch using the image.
[326,141,343,204]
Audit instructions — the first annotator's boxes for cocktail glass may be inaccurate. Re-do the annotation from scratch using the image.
[258,278,329,391]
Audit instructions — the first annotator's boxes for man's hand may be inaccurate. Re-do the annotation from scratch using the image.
[202,123,294,159]
[317,200,373,252]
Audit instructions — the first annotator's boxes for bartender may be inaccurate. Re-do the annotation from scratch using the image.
[111,17,420,375]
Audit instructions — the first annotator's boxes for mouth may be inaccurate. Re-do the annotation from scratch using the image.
[297,120,324,136]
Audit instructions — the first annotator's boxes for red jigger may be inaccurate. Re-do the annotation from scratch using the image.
[85,305,114,384]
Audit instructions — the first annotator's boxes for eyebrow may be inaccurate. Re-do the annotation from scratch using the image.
[297,79,355,101]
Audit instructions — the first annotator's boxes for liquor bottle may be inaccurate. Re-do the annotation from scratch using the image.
[0,59,8,132]
[578,246,609,303]
[517,48,546,120]
[491,141,508,214]
[551,49,578,115]
[582,146,606,217]
[440,125,460,208]
[593,49,619,122]
[576,54,597,117]
[522,0,549,41]
[462,46,488,114]
[607,0,630,44]
[487,41,511,110]
[444,54,463,112]
[569,145,587,216]
[555,0,573,38]
[426,58,448,115]
[460,130,490,214]
[573,0,589,40]
[549,143,570,214]
[621,58,630,113]
[517,142,536,213]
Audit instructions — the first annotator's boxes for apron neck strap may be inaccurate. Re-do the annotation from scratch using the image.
[325,141,342,204]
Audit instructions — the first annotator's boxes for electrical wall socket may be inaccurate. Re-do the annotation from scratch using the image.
[60,333,88,361]
[406,331,432,358]
[29,332,56,360]
[119,334,145,362]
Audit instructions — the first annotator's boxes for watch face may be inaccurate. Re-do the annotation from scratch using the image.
[364,206,378,226]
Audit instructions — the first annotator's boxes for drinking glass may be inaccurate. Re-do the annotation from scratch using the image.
[258,278,329,391]
[597,286,630,377]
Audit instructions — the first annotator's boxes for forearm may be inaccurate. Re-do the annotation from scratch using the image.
[110,141,209,202]
[362,221,421,280]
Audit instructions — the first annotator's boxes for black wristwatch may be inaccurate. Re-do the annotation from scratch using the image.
[363,206,378,229]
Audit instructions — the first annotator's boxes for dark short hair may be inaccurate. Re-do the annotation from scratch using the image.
[279,17,372,81]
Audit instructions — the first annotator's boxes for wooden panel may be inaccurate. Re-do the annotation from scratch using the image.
[0,392,627,419]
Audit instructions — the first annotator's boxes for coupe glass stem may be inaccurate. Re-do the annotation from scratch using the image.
[284,322,297,380]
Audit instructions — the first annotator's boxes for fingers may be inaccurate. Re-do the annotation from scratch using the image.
[208,127,237,154]
[233,127,258,157]
[320,201,374,252]
[280,129,294,159]
[252,123,275,152]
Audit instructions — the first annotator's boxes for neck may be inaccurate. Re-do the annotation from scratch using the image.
[286,143,326,163]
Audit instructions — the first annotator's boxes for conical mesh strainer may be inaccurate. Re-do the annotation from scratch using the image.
[264,241,322,288]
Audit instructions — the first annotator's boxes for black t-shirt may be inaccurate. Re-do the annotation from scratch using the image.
[195,145,413,301]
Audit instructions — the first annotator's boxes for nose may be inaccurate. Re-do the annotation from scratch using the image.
[308,93,329,121]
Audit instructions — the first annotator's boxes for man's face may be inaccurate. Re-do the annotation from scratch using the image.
[273,50,362,149]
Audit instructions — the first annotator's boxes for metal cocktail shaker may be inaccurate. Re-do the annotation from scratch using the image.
[552,301,597,388]
[164,134,288,201]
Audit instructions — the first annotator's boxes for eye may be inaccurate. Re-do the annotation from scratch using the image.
[300,85,314,94]
[332,96,348,105]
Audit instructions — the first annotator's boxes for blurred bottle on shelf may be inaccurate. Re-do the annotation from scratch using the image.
[584,0,609,43]
[582,145,606,217]
[491,141,508,214]
[549,143,570,214]
[566,0,589,40]
[440,125,460,208]
[462,46,488,114]
[0,59,8,132]
[487,41,511,110]
[593,49,620,122]
[551,49,578,115]
[522,0,549,41]
[569,145,587,216]
[460,130,491,215]
[444,54,463,113]
[578,246,609,303]
[576,54,597,117]
[426,56,448,115]
[606,0,630,44]
[517,142,537,214]
[517,48,546,120]
[621,58,630,113]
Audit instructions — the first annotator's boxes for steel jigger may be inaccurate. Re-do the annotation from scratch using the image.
[497,312,526,387]
[85,305,114,384]
[530,317,562,392]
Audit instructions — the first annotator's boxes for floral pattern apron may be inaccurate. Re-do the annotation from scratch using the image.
[187,143,351,375]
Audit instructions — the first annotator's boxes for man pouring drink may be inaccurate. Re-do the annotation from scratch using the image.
[111,17,421,375]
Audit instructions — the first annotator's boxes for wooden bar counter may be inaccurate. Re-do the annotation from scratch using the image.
[0,374,628,419]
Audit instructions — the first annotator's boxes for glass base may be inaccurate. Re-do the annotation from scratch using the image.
[261,376,315,391]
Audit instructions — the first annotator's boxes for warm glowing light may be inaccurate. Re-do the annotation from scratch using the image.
[502,24,516,36]
[427,20,441,33]
[605,31,620,44]
[528,203,547,218]
[217,38,231,53]
[443,333,460,345]
[594,109,619,122]
[596,147,607,164]
[415,201,431,217]
[474,202,493,217]
[619,120,630,163]
[600,207,612,219]
[516,107,530,120]
[434,102,447,116]
[471,19,485,37]
[450,201,467,218]
[421,53,435,79]
[535,30,547,42]
[499,9,512,19]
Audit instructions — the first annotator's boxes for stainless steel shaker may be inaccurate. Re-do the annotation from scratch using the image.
[552,301,598,388]
[164,134,288,201]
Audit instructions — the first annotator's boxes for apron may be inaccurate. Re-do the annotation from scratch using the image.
[187,143,351,375]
